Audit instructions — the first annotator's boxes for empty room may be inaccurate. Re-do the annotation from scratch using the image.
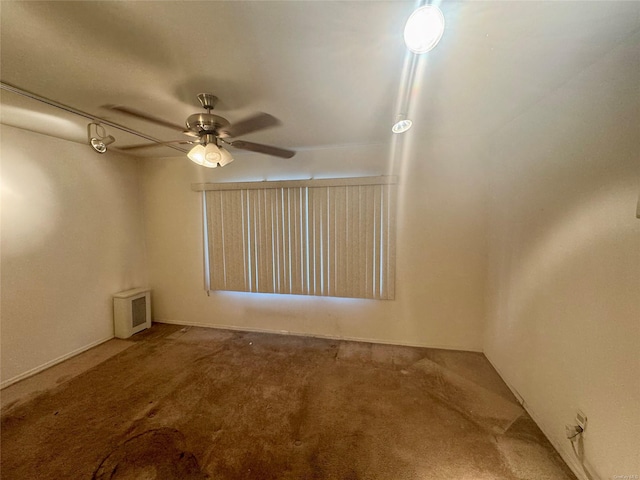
[1,1,638,479]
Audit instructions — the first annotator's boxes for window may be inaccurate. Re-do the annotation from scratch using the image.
[193,176,397,300]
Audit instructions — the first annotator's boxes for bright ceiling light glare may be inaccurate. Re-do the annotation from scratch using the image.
[392,118,413,134]
[404,5,445,54]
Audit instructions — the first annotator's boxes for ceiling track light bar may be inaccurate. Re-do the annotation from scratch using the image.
[0,81,188,154]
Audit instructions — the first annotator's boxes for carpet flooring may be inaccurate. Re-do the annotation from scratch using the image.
[0,323,577,479]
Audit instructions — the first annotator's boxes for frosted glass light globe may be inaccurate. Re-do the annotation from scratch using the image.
[218,147,234,167]
[204,143,222,163]
[187,144,206,165]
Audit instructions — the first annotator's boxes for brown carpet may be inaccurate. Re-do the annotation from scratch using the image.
[0,323,576,480]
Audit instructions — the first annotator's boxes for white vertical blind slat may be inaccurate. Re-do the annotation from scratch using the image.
[207,191,225,291]
[384,184,397,300]
[220,190,244,291]
[290,188,302,294]
[363,185,375,298]
[333,186,347,297]
[357,186,367,299]
[373,185,382,299]
[251,189,261,292]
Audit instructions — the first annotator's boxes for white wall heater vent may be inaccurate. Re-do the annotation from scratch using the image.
[113,288,151,338]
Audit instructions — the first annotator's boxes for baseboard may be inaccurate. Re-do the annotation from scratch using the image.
[0,335,115,390]
[155,319,484,353]
[484,352,601,480]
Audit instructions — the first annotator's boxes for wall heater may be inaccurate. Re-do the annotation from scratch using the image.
[113,288,151,339]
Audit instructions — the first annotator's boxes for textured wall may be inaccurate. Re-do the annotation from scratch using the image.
[484,29,640,479]
[1,125,148,385]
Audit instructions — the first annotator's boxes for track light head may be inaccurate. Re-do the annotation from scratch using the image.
[87,123,115,154]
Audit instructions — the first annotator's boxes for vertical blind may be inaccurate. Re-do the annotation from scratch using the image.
[194,177,396,300]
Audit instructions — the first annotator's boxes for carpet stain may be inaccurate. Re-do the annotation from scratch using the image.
[92,428,208,480]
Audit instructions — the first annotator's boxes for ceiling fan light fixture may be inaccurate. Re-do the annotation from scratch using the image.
[404,5,445,54]
[218,147,234,167]
[103,93,295,164]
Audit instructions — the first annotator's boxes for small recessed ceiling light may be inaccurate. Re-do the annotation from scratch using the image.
[392,116,413,134]
[404,5,445,54]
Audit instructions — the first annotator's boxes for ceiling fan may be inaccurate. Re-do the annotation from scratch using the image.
[104,93,295,167]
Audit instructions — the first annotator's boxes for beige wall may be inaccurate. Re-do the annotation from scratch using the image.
[484,33,640,479]
[141,139,488,351]
[1,125,148,386]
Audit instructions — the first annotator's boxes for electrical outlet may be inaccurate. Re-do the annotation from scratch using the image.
[576,410,587,431]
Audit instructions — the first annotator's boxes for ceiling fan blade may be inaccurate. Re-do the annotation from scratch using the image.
[218,112,281,138]
[103,105,186,132]
[116,140,194,151]
[228,140,295,159]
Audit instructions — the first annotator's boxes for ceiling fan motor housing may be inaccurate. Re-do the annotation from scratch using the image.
[185,113,230,135]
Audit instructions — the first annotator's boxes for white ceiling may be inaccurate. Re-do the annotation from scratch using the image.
[1,1,639,159]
